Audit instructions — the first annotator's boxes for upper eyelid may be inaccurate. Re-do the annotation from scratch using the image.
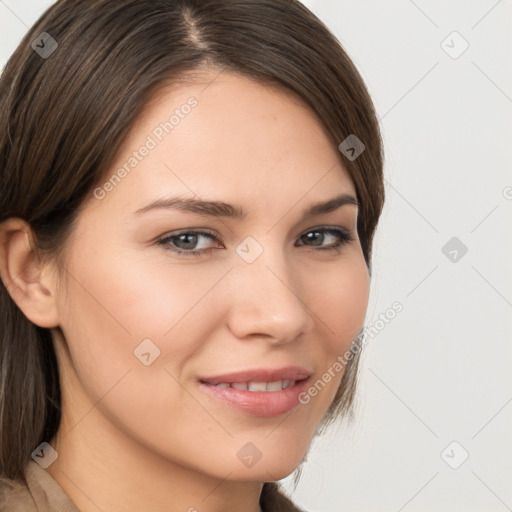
[157,225,354,244]
[160,224,352,235]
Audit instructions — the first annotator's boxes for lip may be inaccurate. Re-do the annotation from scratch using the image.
[198,366,312,418]
[198,365,311,385]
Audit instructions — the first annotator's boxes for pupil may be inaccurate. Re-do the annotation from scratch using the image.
[179,234,197,249]
[306,231,322,246]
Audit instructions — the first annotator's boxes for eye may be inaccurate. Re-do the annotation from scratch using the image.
[295,227,355,252]
[156,230,220,256]
[156,226,355,257]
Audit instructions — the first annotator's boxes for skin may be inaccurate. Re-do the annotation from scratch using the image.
[0,68,370,512]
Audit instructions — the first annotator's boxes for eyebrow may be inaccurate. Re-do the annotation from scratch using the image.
[134,193,359,220]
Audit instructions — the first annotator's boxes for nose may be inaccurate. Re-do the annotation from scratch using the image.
[225,245,315,344]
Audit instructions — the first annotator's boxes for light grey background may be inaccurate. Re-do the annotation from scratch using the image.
[1,1,511,511]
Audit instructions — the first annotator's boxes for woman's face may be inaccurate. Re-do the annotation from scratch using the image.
[49,70,370,482]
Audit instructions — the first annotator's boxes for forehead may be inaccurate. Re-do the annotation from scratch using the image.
[92,70,355,215]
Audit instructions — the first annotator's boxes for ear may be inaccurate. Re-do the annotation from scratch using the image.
[0,218,60,328]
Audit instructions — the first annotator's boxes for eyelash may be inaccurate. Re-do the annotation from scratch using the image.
[155,227,355,257]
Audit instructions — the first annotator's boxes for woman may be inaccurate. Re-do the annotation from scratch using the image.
[0,0,385,510]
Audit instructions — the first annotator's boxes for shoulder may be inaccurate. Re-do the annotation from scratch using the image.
[0,461,79,512]
[0,472,38,511]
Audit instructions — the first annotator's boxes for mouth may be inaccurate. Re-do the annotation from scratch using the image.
[197,366,312,417]
[205,379,299,391]
[198,365,311,385]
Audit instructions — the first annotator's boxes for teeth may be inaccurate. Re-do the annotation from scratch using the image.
[248,382,267,392]
[266,380,283,391]
[213,380,296,391]
[282,379,293,389]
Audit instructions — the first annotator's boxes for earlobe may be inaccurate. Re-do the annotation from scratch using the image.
[0,218,60,328]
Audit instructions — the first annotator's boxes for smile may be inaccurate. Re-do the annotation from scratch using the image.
[211,380,296,391]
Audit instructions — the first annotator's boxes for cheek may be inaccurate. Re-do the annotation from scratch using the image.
[246,256,368,439]
[64,242,191,334]
[305,254,369,402]
[316,255,370,348]
[54,248,220,444]
[57,245,224,379]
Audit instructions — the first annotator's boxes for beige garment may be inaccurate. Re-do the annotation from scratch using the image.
[0,461,305,512]
[0,460,79,511]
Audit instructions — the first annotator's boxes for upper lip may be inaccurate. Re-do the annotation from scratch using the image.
[199,365,312,385]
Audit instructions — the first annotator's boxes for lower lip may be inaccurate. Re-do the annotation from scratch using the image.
[198,378,310,417]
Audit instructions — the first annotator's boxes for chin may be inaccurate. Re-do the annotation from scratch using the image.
[220,444,308,482]
[226,462,301,483]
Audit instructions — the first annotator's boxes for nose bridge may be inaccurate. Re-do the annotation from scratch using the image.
[225,235,314,342]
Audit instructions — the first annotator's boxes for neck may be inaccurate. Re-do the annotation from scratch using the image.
[44,359,265,512]
[46,418,265,512]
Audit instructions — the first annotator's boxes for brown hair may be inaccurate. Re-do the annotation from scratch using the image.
[0,0,384,497]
